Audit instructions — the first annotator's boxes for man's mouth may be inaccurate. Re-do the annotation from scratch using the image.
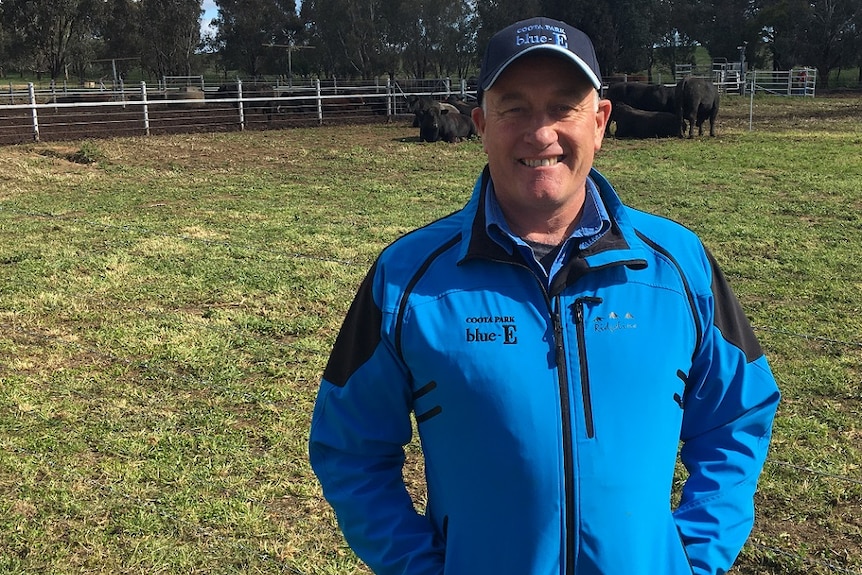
[520,156,563,167]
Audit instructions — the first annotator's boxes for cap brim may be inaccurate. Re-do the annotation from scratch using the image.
[482,44,602,91]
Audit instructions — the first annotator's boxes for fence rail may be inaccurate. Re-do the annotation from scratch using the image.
[0,69,821,146]
[0,77,476,145]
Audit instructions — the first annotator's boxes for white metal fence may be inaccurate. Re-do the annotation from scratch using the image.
[0,76,475,145]
[0,69,820,145]
[674,65,817,96]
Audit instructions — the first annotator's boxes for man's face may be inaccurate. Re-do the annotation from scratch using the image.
[472,54,611,235]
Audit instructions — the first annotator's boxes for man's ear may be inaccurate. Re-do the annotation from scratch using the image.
[595,98,612,147]
[471,105,486,136]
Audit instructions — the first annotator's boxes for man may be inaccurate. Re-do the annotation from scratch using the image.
[309,16,780,575]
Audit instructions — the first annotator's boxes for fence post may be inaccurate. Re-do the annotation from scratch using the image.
[27,83,40,142]
[749,76,755,131]
[316,79,323,125]
[386,77,392,120]
[141,81,150,136]
[237,78,245,131]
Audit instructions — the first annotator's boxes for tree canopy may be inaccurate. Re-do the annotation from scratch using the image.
[0,0,859,86]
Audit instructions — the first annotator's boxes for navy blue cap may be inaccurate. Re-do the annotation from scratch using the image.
[478,17,602,95]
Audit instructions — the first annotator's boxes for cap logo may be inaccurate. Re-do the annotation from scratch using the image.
[515,24,568,50]
[478,17,601,95]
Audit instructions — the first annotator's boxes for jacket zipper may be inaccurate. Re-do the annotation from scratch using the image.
[552,296,576,575]
[574,296,602,439]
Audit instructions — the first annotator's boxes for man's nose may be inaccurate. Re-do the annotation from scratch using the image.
[524,115,557,146]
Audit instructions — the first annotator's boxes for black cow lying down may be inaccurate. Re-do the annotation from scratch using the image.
[604,81,676,136]
[446,94,478,115]
[407,95,460,127]
[417,106,476,143]
[612,103,680,139]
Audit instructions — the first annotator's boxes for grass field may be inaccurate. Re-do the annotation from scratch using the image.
[0,94,860,574]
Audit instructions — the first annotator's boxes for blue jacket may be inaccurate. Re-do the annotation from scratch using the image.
[309,167,780,575]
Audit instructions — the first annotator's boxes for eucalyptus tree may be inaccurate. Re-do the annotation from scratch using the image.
[649,0,699,78]
[0,0,105,79]
[214,0,301,78]
[755,0,860,85]
[139,0,202,79]
[439,0,479,79]
[300,0,381,78]
[803,0,860,86]
[474,0,541,57]
[394,0,476,78]
[99,0,144,79]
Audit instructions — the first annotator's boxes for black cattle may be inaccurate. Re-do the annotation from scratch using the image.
[407,95,461,126]
[213,83,275,115]
[445,94,478,116]
[605,81,675,134]
[675,77,719,138]
[612,103,680,139]
[407,95,435,126]
[417,106,476,143]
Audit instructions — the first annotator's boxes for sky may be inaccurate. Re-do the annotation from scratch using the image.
[201,0,217,33]
[200,0,302,36]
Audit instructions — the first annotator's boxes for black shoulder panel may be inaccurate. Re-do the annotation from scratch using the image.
[706,250,764,363]
[322,261,382,387]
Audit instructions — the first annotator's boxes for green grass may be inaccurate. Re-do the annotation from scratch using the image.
[0,94,860,574]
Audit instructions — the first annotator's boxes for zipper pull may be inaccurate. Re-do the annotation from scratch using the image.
[573,296,603,323]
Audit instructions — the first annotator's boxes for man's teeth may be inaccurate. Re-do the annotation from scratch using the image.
[522,157,560,167]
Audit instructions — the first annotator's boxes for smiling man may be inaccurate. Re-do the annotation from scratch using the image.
[309,16,780,575]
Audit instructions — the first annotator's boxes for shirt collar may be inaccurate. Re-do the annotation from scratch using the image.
[484,176,611,251]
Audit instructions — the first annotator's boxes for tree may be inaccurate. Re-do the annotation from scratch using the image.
[755,0,813,70]
[1,0,105,79]
[439,0,479,78]
[803,0,859,87]
[673,0,755,62]
[475,0,541,58]
[301,0,388,78]
[756,0,860,86]
[99,0,144,80]
[139,0,203,79]
[650,0,699,79]
[392,0,475,78]
[214,0,301,78]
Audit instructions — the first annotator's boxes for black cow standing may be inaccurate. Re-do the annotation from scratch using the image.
[417,106,476,143]
[675,77,719,138]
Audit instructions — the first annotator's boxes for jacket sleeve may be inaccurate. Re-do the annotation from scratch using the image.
[308,262,445,575]
[674,251,781,575]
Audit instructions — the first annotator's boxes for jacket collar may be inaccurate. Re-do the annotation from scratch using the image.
[458,166,649,287]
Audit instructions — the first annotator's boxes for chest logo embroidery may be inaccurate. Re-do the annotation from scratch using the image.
[464,315,518,344]
[593,311,637,333]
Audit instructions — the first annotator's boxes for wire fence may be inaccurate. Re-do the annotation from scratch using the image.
[1,203,860,574]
